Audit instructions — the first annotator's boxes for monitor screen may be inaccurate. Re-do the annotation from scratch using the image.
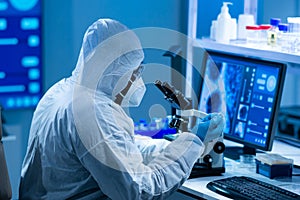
[0,0,42,109]
[198,51,286,154]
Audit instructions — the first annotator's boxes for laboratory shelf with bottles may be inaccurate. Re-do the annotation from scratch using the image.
[187,0,300,68]
[193,38,300,68]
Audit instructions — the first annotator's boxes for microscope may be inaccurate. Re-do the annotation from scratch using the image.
[155,80,225,178]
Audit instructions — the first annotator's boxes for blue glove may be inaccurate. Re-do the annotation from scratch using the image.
[191,113,225,143]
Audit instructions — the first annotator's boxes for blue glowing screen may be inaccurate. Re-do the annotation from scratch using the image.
[0,0,41,109]
[198,51,286,150]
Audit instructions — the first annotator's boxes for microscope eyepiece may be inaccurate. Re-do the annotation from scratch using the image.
[154,80,192,110]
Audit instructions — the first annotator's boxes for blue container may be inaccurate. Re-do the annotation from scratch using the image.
[255,159,293,179]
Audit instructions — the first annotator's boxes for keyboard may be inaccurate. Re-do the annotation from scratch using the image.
[206,176,300,200]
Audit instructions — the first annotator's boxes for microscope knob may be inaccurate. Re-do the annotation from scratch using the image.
[169,118,181,129]
[213,142,225,154]
[203,155,213,164]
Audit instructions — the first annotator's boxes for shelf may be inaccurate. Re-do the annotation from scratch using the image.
[2,135,16,142]
[193,38,300,67]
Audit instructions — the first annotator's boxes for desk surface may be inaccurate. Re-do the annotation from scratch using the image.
[180,139,300,200]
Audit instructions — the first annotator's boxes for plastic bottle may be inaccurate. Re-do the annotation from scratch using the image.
[287,17,300,53]
[215,2,233,44]
[210,20,217,40]
[267,18,281,47]
[246,25,261,46]
[278,23,290,52]
[230,18,237,40]
[259,24,271,45]
[237,14,255,40]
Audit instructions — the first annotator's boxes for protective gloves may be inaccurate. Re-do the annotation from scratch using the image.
[192,113,225,143]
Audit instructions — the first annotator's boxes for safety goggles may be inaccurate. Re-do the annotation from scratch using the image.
[130,65,144,83]
[114,65,144,104]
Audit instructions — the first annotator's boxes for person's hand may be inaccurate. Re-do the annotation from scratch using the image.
[191,113,225,143]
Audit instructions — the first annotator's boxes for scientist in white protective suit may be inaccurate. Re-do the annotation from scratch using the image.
[19,18,225,200]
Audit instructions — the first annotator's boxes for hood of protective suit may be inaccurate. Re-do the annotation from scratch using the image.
[71,18,145,101]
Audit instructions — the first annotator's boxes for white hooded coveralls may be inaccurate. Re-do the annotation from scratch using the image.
[19,19,205,200]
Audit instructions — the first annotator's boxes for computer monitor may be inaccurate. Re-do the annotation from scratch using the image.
[197,50,286,159]
[0,0,42,109]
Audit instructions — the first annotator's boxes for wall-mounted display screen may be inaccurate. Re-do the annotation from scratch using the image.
[0,0,42,109]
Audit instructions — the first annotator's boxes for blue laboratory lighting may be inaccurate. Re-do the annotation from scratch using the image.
[0,2,8,11]
[28,35,39,47]
[9,0,38,11]
[0,0,42,109]
[0,18,7,30]
[21,17,39,30]
[22,56,39,67]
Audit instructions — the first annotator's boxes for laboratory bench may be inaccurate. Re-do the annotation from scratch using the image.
[171,139,300,200]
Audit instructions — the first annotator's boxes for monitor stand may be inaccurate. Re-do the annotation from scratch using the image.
[224,146,259,161]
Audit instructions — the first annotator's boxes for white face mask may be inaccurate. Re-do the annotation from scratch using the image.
[120,77,146,107]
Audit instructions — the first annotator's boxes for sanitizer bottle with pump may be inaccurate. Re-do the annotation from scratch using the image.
[215,2,233,44]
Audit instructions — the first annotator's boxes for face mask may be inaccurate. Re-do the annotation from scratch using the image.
[120,77,146,107]
[114,65,146,107]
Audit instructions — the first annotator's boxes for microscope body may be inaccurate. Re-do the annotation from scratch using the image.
[176,109,225,177]
[155,80,225,177]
